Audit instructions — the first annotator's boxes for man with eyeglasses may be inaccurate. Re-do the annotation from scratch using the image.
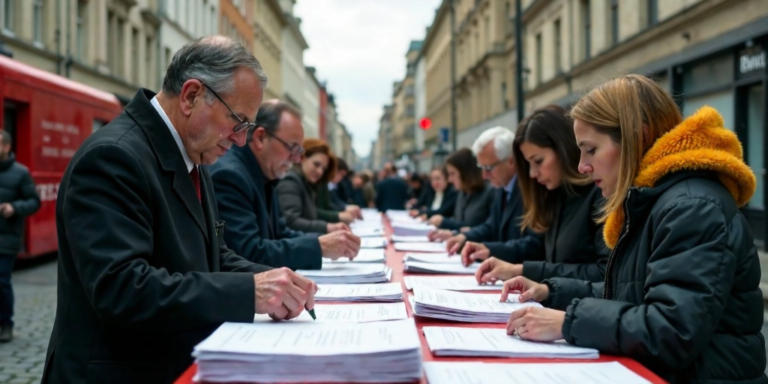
[210,100,361,270]
[443,127,542,265]
[43,36,318,384]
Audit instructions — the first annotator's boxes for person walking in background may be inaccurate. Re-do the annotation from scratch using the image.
[277,139,355,233]
[0,130,40,343]
[210,101,360,270]
[375,162,410,212]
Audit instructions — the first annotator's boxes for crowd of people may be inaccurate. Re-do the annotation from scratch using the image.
[4,35,759,384]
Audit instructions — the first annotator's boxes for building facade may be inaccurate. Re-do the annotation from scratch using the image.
[278,0,308,112]
[0,0,162,101]
[252,0,284,100]
[302,66,320,138]
[219,0,253,58]
[160,0,219,86]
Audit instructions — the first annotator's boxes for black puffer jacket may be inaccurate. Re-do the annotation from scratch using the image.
[0,153,41,255]
[545,107,767,383]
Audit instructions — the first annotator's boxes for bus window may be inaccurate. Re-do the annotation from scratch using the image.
[3,101,17,153]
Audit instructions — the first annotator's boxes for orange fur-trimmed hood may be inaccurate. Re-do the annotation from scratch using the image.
[603,106,756,249]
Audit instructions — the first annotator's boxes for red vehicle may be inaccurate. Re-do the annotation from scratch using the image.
[0,55,123,260]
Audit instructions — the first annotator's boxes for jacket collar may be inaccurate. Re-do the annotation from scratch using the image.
[0,153,15,172]
[603,106,756,248]
[233,144,269,189]
[125,88,208,241]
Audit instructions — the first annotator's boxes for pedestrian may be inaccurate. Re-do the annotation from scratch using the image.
[0,130,40,343]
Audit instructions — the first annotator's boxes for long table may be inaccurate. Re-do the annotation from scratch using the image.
[175,217,667,384]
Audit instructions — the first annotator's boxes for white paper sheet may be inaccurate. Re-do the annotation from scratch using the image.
[314,283,403,302]
[422,361,653,384]
[412,288,541,323]
[394,242,447,253]
[323,249,386,263]
[404,261,479,274]
[423,326,599,358]
[253,303,408,323]
[404,276,503,291]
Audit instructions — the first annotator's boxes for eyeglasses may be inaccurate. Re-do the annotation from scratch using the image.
[200,82,256,133]
[265,130,304,156]
[477,158,506,172]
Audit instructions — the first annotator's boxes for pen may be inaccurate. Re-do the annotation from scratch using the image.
[306,307,317,320]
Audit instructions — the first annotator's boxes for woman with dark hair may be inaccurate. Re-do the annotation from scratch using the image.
[473,105,609,283]
[409,166,459,219]
[427,148,493,236]
[498,75,765,383]
[277,139,352,234]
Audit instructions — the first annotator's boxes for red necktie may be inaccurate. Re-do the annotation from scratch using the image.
[190,166,201,202]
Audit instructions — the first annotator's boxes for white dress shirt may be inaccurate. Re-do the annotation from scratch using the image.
[431,191,444,210]
[150,96,195,173]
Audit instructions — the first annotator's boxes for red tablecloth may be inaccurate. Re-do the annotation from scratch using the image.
[175,216,668,384]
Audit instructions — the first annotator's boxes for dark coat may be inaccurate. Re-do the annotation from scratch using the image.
[419,186,459,218]
[545,107,767,383]
[42,89,271,384]
[209,145,322,270]
[440,184,494,230]
[0,153,40,255]
[463,180,543,257]
[277,169,329,234]
[375,176,410,212]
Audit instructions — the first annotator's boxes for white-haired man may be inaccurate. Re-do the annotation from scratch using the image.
[443,126,543,265]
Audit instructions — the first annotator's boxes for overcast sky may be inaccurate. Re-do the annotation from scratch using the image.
[294,0,442,158]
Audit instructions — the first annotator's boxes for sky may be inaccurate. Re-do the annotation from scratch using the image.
[294,0,443,158]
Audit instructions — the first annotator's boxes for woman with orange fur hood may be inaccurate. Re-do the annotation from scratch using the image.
[499,74,767,383]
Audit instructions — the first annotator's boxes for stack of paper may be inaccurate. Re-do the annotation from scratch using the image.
[404,276,503,291]
[403,252,457,263]
[384,210,412,221]
[314,283,403,302]
[404,261,479,274]
[194,319,423,383]
[323,249,386,264]
[411,287,541,323]
[298,264,393,284]
[391,223,435,237]
[394,242,447,253]
[253,303,408,323]
[423,326,599,358]
[390,235,430,243]
[351,227,385,237]
[360,237,388,249]
[422,362,653,384]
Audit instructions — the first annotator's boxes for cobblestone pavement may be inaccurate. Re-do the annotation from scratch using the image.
[0,259,57,384]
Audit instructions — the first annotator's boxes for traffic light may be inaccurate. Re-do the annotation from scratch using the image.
[419,117,432,130]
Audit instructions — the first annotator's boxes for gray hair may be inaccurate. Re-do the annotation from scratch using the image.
[161,35,268,103]
[471,126,515,160]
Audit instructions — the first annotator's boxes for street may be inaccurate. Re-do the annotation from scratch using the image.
[1,256,768,383]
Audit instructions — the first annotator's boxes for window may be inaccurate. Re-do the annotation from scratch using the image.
[33,0,43,43]
[647,0,658,26]
[746,85,764,209]
[3,0,13,32]
[610,0,619,46]
[132,28,140,83]
[107,11,115,69]
[116,17,125,76]
[501,82,508,110]
[683,54,734,94]
[76,1,87,60]
[405,85,414,97]
[145,36,154,86]
[554,19,561,73]
[405,104,415,118]
[535,33,542,85]
[581,0,591,60]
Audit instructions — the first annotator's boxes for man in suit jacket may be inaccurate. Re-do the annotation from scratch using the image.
[42,36,317,384]
[209,101,360,270]
[444,127,543,261]
[374,163,410,212]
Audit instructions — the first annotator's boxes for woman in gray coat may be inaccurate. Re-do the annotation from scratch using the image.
[276,139,349,234]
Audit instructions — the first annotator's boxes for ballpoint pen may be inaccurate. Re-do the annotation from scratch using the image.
[306,307,317,320]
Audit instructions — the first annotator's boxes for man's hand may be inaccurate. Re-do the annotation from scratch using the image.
[409,209,421,218]
[345,204,362,219]
[327,222,350,233]
[428,229,453,242]
[254,268,318,321]
[319,231,362,259]
[500,276,550,303]
[427,214,444,227]
[0,203,14,218]
[474,257,522,284]
[406,198,417,208]
[338,212,355,224]
[460,241,490,266]
[445,234,467,254]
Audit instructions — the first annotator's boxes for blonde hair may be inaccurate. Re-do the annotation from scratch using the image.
[569,74,683,222]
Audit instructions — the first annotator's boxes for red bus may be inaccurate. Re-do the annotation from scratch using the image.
[0,55,123,260]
